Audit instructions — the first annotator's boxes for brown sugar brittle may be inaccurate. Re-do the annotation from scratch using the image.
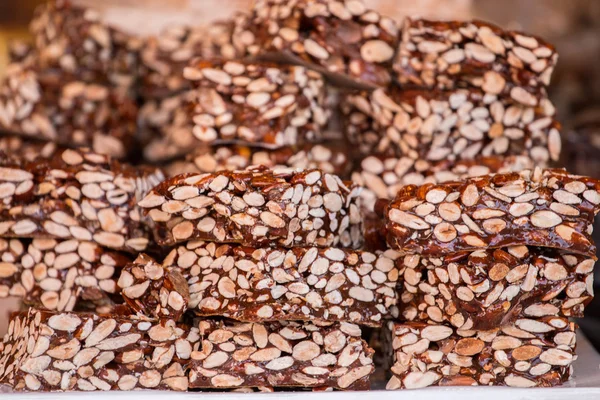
[139,15,249,99]
[353,155,535,212]
[0,238,130,312]
[0,309,197,391]
[190,319,374,390]
[140,167,363,249]
[0,147,164,253]
[0,65,138,159]
[384,168,600,258]
[29,0,141,92]
[394,18,558,106]
[181,60,329,148]
[397,246,595,330]
[342,87,560,163]
[162,240,400,326]
[164,142,352,179]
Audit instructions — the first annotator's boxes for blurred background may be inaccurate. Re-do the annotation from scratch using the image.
[0,0,599,344]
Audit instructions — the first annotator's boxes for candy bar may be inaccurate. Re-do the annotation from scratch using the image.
[384,168,600,257]
[341,87,560,163]
[162,240,400,326]
[238,0,400,87]
[118,254,190,321]
[0,309,197,391]
[164,143,352,178]
[181,60,329,149]
[394,18,558,106]
[385,318,576,389]
[0,65,138,159]
[0,147,164,253]
[139,16,248,99]
[353,155,534,212]
[29,0,141,92]
[0,238,129,311]
[139,167,363,248]
[190,319,374,390]
[398,246,594,330]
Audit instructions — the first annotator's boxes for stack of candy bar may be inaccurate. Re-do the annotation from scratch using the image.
[383,168,600,388]
[0,143,163,313]
[128,166,400,390]
[0,0,141,159]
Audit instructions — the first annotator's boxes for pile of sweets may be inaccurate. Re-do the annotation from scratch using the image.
[0,0,597,393]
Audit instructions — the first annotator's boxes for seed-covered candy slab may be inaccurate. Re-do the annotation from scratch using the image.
[0,147,164,253]
[394,18,558,107]
[118,254,189,321]
[398,246,595,331]
[29,0,141,92]
[165,142,352,179]
[189,319,374,390]
[140,168,363,248]
[163,240,400,326]
[0,309,199,392]
[181,60,329,149]
[342,87,560,164]
[385,318,576,389]
[0,65,138,159]
[0,238,129,311]
[238,0,399,87]
[385,168,600,258]
[354,155,534,212]
[139,16,249,99]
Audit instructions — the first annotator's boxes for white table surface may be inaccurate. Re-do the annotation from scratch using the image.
[2,331,599,400]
